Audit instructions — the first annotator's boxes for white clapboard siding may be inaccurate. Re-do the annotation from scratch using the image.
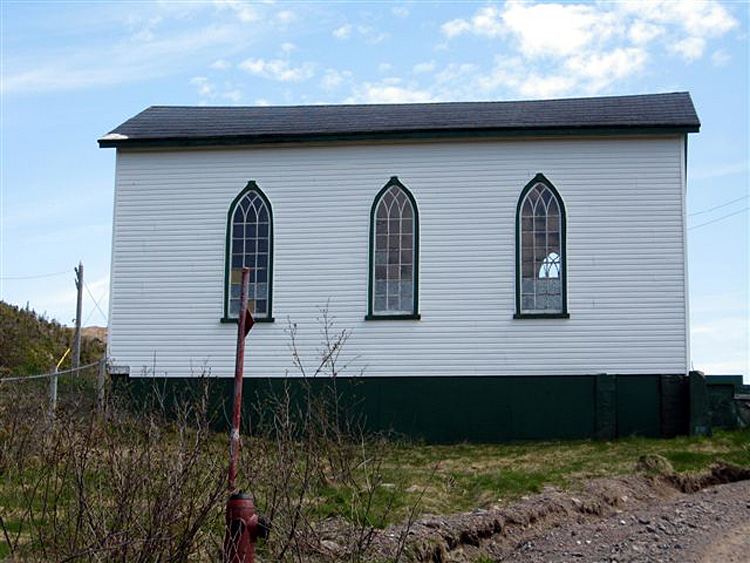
[108,135,688,378]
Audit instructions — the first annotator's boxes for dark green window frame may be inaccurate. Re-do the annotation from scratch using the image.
[221,180,275,324]
[366,176,420,321]
[514,173,569,320]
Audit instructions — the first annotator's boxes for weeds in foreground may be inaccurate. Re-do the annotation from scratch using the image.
[0,308,418,562]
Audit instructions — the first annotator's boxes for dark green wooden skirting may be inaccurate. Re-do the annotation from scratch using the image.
[112,373,709,443]
[705,375,744,429]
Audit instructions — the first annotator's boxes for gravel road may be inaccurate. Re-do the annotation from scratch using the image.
[500,480,750,563]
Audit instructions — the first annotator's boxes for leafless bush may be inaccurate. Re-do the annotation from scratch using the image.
[235,306,407,562]
[0,308,422,562]
[0,368,226,562]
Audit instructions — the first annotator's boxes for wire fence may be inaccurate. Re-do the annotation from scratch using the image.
[0,360,101,383]
[0,358,109,424]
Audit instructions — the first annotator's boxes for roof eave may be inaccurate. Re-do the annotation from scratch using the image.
[98,124,701,149]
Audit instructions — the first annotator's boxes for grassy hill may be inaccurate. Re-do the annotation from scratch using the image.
[0,301,105,377]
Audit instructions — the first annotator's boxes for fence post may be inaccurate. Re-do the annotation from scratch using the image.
[48,366,58,429]
[97,356,106,415]
[73,262,84,370]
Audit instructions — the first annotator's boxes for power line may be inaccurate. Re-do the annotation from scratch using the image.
[689,207,748,231]
[689,194,749,217]
[0,270,69,281]
[83,283,108,325]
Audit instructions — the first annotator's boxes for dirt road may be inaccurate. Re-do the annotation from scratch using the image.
[358,463,750,562]
[501,480,750,562]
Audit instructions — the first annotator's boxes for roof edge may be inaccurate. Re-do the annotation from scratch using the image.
[99,123,700,149]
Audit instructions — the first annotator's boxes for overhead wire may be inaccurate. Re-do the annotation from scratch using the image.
[0,270,69,280]
[688,207,748,231]
[689,194,749,217]
[83,281,109,324]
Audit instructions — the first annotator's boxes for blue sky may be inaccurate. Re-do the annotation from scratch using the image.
[1,0,748,379]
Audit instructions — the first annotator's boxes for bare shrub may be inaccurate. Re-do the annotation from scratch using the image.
[0,308,421,562]
[236,307,408,562]
[0,367,226,562]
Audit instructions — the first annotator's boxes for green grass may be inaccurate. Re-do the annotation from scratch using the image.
[365,428,750,522]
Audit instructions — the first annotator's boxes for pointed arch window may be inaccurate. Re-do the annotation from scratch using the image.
[367,177,420,320]
[515,174,568,319]
[222,181,274,322]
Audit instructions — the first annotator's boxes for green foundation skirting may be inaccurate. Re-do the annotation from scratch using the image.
[112,373,724,443]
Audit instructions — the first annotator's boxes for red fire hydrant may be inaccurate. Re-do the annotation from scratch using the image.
[224,492,269,562]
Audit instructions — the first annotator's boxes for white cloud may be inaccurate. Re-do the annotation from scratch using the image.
[442,6,503,38]
[621,0,738,38]
[347,79,436,104]
[378,63,393,74]
[333,24,352,39]
[628,19,664,44]
[565,47,648,92]
[432,0,740,100]
[711,49,731,67]
[223,89,243,102]
[211,58,231,70]
[518,74,577,98]
[281,42,296,54]
[255,98,271,106]
[356,25,389,45]
[502,1,616,59]
[320,69,353,91]
[392,6,409,18]
[670,36,706,62]
[413,60,436,74]
[239,58,315,82]
[191,76,215,97]
[214,0,259,23]
[3,23,240,94]
[435,62,480,84]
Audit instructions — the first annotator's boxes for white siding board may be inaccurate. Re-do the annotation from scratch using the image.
[108,136,688,378]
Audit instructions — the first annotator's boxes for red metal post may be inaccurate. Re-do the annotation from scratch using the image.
[228,267,250,493]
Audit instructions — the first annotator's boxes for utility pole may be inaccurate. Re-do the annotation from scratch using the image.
[73,262,83,370]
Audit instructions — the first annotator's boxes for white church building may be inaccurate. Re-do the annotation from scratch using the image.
[99,92,701,441]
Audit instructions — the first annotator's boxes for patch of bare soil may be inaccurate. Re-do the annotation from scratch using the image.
[325,461,750,562]
[700,520,750,563]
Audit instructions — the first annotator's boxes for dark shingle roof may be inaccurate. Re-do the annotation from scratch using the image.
[99,92,700,148]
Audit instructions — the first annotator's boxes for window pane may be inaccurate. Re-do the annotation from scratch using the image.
[227,188,272,318]
[518,182,564,313]
[400,283,413,302]
[375,281,386,296]
[371,182,418,315]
